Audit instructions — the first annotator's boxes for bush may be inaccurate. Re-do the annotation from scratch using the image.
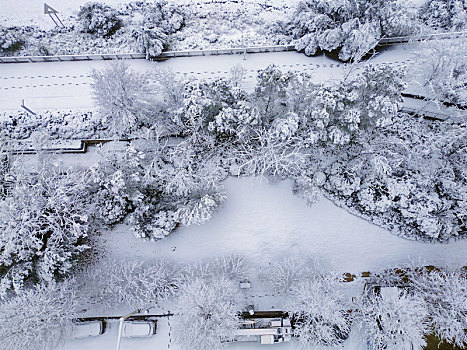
[77,2,122,37]
[420,0,467,31]
[288,0,419,61]
[0,26,24,55]
[0,161,92,296]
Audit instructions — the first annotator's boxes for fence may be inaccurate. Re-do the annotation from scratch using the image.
[378,30,467,45]
[0,45,296,64]
[1,30,466,63]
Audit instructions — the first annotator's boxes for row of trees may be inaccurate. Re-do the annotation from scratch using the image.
[0,253,465,350]
[92,60,465,241]
[1,1,186,57]
[0,136,227,296]
[272,0,467,61]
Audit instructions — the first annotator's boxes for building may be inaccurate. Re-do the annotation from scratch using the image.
[233,317,292,344]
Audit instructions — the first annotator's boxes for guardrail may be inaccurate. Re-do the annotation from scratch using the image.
[0,45,296,64]
[1,30,466,64]
[0,52,146,63]
[378,30,467,45]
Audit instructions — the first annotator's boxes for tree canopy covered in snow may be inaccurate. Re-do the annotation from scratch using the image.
[359,286,430,349]
[286,271,351,346]
[0,159,92,297]
[79,258,183,310]
[419,0,467,31]
[408,266,467,347]
[0,280,82,350]
[413,38,467,106]
[281,0,419,60]
[172,275,242,349]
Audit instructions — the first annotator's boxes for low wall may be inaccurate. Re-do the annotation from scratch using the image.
[0,45,296,64]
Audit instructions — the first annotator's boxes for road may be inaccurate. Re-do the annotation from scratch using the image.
[0,45,417,112]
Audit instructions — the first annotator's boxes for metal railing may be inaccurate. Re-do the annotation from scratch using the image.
[0,45,296,64]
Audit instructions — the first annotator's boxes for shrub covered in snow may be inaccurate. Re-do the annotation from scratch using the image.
[0,110,105,140]
[0,160,92,296]
[284,0,419,60]
[77,2,122,37]
[0,280,82,350]
[81,258,183,310]
[172,276,242,349]
[319,110,466,241]
[0,26,24,55]
[419,0,467,31]
[358,287,429,349]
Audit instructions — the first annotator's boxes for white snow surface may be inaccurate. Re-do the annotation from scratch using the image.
[101,177,467,273]
[0,45,415,112]
[62,175,466,350]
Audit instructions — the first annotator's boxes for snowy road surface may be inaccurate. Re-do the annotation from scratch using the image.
[0,45,416,112]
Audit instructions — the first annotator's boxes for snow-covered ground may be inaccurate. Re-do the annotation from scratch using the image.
[61,176,466,350]
[101,177,467,273]
[0,44,416,112]
[62,324,366,350]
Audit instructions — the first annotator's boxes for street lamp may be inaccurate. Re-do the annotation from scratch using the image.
[116,308,142,350]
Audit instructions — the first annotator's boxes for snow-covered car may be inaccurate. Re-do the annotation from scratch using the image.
[122,320,157,338]
[72,320,105,339]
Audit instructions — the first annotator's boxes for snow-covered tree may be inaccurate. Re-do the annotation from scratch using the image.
[260,257,311,293]
[90,61,157,137]
[172,276,243,349]
[254,65,295,122]
[185,255,248,283]
[286,272,351,346]
[420,0,467,31]
[408,267,467,347]
[77,2,122,37]
[0,26,24,55]
[412,38,467,106]
[0,280,82,350]
[359,287,430,350]
[287,0,419,61]
[81,258,183,310]
[0,159,92,297]
[235,128,308,178]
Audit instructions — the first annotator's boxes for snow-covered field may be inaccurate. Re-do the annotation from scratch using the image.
[61,176,466,350]
[101,176,467,273]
